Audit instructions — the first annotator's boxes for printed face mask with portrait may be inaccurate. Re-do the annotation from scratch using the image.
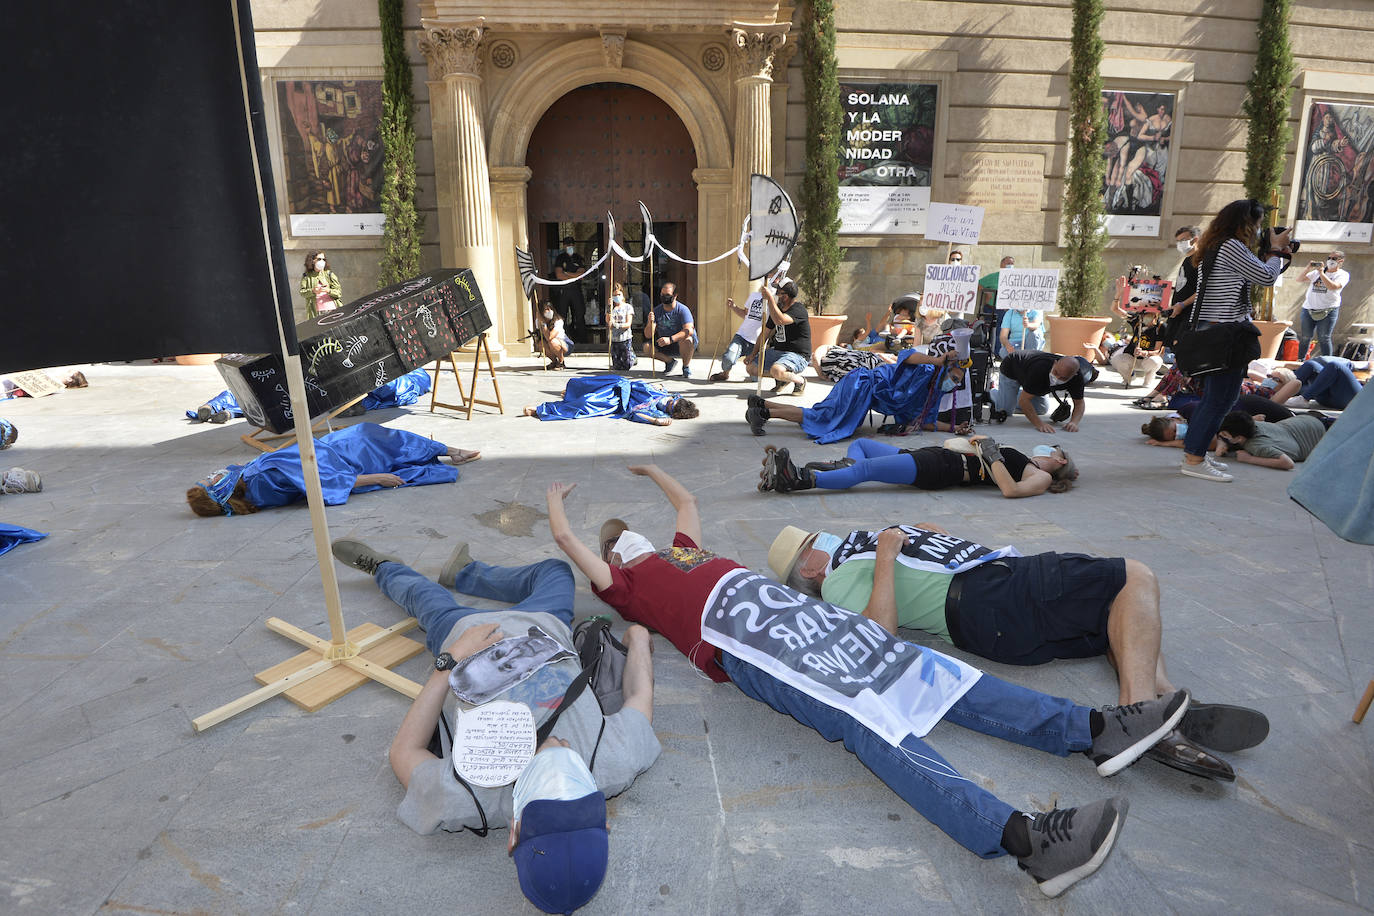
[511,746,598,823]
[610,530,655,565]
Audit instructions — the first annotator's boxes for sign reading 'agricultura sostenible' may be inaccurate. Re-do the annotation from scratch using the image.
[837,82,939,235]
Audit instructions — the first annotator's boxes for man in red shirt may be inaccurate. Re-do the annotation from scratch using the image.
[545,465,1190,899]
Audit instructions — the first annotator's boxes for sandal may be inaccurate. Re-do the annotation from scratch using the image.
[952,421,975,436]
[449,449,481,465]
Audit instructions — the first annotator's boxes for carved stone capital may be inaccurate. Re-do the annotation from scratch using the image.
[601,31,626,70]
[728,22,790,80]
[419,18,486,79]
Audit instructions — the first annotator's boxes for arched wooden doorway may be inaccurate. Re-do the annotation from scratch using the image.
[526,83,698,345]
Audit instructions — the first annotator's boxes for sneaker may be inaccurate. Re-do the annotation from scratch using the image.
[682,365,693,380]
[758,446,814,493]
[208,410,233,424]
[804,457,856,473]
[746,405,770,436]
[1091,689,1189,776]
[1,468,41,494]
[788,378,806,397]
[1180,460,1232,482]
[663,358,679,375]
[195,406,212,423]
[710,371,730,382]
[1016,797,1129,898]
[330,538,404,576]
[1204,455,1228,471]
[747,394,766,410]
[438,541,473,589]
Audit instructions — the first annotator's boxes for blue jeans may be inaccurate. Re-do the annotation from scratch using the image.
[763,349,808,375]
[719,653,1092,858]
[1299,307,1339,358]
[992,370,1047,417]
[374,558,575,656]
[719,334,756,372]
[1298,357,1361,410]
[1182,367,1244,457]
[814,438,919,489]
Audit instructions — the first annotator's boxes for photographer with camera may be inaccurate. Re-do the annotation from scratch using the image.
[1174,199,1292,483]
[1298,251,1348,358]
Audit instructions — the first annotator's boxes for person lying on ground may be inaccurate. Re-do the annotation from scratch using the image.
[1129,365,1197,410]
[1,419,17,450]
[521,375,698,427]
[186,368,434,424]
[1141,394,1300,449]
[1287,357,1365,410]
[185,422,479,516]
[756,436,1077,498]
[746,347,957,441]
[1216,411,1329,471]
[769,522,1269,782]
[328,538,658,914]
[545,463,1192,899]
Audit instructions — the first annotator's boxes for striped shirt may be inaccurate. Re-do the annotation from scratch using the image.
[1195,238,1284,323]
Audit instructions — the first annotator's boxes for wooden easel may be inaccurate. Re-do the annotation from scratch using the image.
[238,393,368,453]
[430,332,505,420]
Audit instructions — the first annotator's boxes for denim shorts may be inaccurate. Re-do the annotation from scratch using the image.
[763,349,808,374]
[946,553,1126,665]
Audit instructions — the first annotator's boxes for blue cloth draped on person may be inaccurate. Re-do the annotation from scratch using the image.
[188,423,459,516]
[0,523,46,557]
[530,375,694,426]
[801,350,943,443]
[186,369,433,422]
[1289,381,1374,544]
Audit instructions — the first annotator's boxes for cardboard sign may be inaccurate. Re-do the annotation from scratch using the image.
[453,701,536,788]
[4,370,62,397]
[997,268,1061,312]
[924,202,984,244]
[922,263,981,314]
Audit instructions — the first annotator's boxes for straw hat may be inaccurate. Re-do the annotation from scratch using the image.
[768,525,814,581]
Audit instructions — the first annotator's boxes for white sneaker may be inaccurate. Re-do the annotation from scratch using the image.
[1181,460,1232,482]
[1205,455,1229,471]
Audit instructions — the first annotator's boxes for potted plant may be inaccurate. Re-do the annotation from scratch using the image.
[1047,0,1111,360]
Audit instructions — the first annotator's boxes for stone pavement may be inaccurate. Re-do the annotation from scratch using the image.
[1,355,1371,914]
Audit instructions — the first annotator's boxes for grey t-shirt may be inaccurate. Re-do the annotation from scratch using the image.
[1243,414,1326,462]
[397,610,661,835]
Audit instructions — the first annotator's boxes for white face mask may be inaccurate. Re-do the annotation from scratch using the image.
[1176,240,1192,253]
[1174,421,1188,438]
[511,746,597,823]
[315,259,327,269]
[1031,444,1057,459]
[611,530,655,565]
[543,309,554,320]
[808,531,842,568]
[1326,259,1339,270]
[612,295,623,304]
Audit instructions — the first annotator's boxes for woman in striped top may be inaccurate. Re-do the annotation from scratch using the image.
[1178,199,1292,482]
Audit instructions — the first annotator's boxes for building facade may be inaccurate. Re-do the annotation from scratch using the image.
[253,0,1374,355]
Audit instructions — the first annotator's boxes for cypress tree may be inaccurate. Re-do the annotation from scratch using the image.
[1057,0,1109,317]
[795,0,844,313]
[378,0,423,285]
[1242,0,1295,204]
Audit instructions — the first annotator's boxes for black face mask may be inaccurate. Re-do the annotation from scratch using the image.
[659,293,673,305]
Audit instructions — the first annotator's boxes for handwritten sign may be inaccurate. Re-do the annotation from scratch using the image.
[959,152,1045,213]
[453,701,536,787]
[924,203,984,244]
[997,268,1061,312]
[5,370,63,397]
[922,263,981,314]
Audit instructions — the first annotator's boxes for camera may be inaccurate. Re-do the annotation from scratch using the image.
[1260,226,1301,254]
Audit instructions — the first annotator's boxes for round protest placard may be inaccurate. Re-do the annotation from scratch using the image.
[452,700,536,787]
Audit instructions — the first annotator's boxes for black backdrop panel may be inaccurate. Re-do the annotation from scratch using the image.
[1,1,291,372]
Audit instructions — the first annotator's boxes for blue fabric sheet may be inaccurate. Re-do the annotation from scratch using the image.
[533,375,677,425]
[1288,381,1374,544]
[186,369,431,421]
[800,351,942,444]
[0,523,46,557]
[185,390,243,420]
[232,422,457,509]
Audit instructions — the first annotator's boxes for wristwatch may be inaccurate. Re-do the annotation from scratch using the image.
[435,652,457,671]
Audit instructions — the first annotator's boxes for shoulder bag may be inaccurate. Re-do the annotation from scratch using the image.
[1171,246,1260,377]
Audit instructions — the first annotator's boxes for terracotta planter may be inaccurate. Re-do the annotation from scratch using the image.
[175,354,221,366]
[1253,320,1292,360]
[1045,315,1110,360]
[808,313,849,368]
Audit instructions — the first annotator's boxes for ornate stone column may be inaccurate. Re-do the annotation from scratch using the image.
[728,23,789,302]
[488,165,534,352]
[420,18,504,359]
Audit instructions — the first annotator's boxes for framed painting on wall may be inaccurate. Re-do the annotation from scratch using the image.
[1099,90,1174,237]
[1294,100,1374,245]
[276,79,385,236]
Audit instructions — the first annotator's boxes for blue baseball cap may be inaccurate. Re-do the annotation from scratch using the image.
[513,792,609,914]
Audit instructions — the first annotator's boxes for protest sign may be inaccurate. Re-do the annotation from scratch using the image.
[453,701,536,787]
[924,202,984,245]
[922,263,981,314]
[996,268,1061,312]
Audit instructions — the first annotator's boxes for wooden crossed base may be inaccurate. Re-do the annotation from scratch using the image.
[239,393,367,454]
[430,332,505,420]
[191,616,425,732]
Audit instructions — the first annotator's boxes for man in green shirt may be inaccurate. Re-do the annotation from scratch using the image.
[769,523,1269,781]
[1217,411,1328,471]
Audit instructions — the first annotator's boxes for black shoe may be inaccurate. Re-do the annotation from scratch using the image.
[195,406,212,423]
[804,457,856,473]
[746,405,770,436]
[747,394,766,410]
[208,409,233,424]
[759,446,814,493]
[1016,797,1128,898]
[1177,701,1269,752]
[1144,730,1236,781]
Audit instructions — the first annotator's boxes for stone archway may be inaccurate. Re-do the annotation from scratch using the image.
[486,38,735,348]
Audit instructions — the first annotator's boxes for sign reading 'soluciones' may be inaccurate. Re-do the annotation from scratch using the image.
[837,82,938,235]
[922,263,982,314]
[997,268,1062,312]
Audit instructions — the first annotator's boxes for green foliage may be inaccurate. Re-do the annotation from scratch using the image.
[795,0,844,313]
[378,0,423,285]
[1242,0,1294,203]
[1057,0,1109,318]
